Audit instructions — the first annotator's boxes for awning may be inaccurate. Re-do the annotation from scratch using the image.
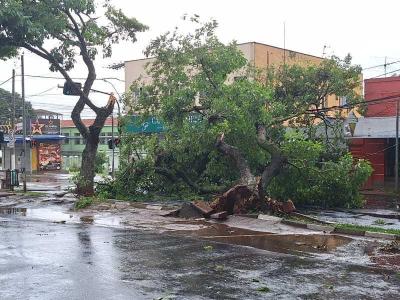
[1,135,66,143]
[346,117,399,138]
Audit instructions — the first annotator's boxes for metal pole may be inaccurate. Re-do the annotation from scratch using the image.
[396,99,399,193]
[111,112,115,179]
[21,54,27,192]
[11,69,16,170]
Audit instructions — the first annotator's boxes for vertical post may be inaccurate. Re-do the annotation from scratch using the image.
[384,56,387,78]
[283,22,286,66]
[21,54,27,192]
[396,99,399,193]
[111,112,115,179]
[11,69,16,170]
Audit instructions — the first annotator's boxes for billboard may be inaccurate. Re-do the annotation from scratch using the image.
[38,143,61,170]
[30,119,60,135]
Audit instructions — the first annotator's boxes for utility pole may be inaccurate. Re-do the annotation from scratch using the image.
[283,22,286,66]
[396,99,399,193]
[384,56,387,78]
[11,69,16,170]
[21,54,27,192]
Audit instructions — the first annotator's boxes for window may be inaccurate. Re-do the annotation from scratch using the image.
[74,133,81,145]
[100,132,106,144]
[64,132,70,144]
[339,96,347,107]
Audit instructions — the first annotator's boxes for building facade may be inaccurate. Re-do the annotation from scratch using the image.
[0,109,65,172]
[61,118,119,172]
[124,42,358,115]
[348,76,400,188]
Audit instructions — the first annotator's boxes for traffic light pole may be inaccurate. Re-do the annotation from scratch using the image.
[11,69,16,170]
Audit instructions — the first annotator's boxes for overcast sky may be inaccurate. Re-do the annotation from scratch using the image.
[1,0,400,119]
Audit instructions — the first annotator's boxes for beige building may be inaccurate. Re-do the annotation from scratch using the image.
[125,42,359,115]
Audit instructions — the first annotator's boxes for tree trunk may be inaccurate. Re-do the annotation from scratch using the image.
[211,127,286,214]
[75,111,112,196]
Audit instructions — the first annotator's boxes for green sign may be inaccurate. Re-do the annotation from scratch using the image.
[125,113,203,134]
[125,116,165,134]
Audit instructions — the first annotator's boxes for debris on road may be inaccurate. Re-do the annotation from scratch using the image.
[210,211,228,220]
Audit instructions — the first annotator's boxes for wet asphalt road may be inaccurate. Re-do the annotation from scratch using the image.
[1,215,400,300]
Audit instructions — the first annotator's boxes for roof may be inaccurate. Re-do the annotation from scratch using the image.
[238,41,324,60]
[347,117,400,138]
[34,109,62,116]
[365,75,400,84]
[1,135,66,143]
[124,41,323,63]
[61,118,118,128]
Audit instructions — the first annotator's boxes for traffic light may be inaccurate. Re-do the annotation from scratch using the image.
[107,138,114,149]
[0,131,4,143]
[63,81,82,96]
[107,138,121,149]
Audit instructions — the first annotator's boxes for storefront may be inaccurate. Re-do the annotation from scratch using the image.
[1,115,65,172]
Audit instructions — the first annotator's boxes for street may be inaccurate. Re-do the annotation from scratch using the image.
[1,207,400,300]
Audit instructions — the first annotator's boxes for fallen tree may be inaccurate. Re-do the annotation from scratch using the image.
[118,17,370,210]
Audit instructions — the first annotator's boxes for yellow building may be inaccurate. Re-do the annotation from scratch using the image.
[125,42,361,117]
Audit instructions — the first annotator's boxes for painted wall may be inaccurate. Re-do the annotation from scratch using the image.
[350,138,386,188]
[364,76,400,117]
[61,124,119,171]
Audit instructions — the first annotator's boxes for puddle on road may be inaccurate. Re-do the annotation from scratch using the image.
[0,207,27,216]
[0,207,79,222]
[0,206,126,228]
[0,206,352,257]
[202,233,353,255]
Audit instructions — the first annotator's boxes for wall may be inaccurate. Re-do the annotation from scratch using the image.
[1,143,33,172]
[364,76,400,117]
[61,124,119,171]
[349,138,386,187]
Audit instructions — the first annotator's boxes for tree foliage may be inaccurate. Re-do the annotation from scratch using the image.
[268,132,372,208]
[118,18,369,207]
[0,0,147,195]
[0,87,34,124]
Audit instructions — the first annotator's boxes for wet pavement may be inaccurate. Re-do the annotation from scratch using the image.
[1,194,400,299]
[1,216,400,300]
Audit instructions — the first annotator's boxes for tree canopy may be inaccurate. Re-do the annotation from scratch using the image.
[0,87,34,125]
[114,18,371,208]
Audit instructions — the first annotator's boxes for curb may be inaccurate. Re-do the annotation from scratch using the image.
[333,227,365,236]
[364,231,397,240]
[282,219,400,240]
[307,224,335,232]
[281,220,307,228]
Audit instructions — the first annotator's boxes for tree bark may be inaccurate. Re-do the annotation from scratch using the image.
[215,133,256,186]
[256,125,286,208]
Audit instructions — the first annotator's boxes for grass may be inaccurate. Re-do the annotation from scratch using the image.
[373,219,387,226]
[256,286,271,293]
[75,197,94,209]
[335,223,400,235]
[15,191,47,197]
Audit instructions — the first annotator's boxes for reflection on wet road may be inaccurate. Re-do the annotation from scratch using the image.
[1,216,400,299]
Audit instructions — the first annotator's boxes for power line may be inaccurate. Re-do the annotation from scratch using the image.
[308,92,400,114]
[362,60,400,71]
[367,68,400,79]
[22,74,125,82]
[0,76,13,87]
